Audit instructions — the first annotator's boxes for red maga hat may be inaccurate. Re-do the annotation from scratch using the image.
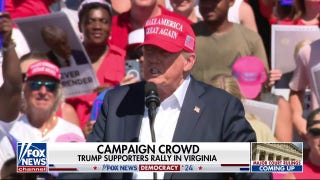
[26,61,61,81]
[140,14,196,53]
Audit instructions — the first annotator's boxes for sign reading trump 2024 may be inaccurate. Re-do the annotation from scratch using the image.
[17,143,47,173]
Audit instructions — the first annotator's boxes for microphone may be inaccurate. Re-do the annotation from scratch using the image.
[144,82,160,142]
[144,82,160,180]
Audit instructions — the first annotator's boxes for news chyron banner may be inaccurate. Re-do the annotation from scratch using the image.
[16,142,303,173]
[17,142,250,173]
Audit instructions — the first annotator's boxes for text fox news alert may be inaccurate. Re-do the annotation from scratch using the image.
[16,142,303,173]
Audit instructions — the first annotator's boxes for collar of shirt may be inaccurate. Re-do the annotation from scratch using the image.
[140,75,191,140]
[161,75,191,110]
[53,51,75,67]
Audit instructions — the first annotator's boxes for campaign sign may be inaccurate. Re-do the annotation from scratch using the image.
[17,143,47,173]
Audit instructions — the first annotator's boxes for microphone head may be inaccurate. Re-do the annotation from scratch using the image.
[145,82,160,108]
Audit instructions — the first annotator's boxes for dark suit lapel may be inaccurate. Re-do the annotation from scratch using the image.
[117,82,145,142]
[172,78,205,142]
[165,78,205,179]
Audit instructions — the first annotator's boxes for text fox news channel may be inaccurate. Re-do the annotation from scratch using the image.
[16,142,303,173]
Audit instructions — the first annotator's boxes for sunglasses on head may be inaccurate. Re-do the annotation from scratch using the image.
[27,81,58,92]
[308,128,320,137]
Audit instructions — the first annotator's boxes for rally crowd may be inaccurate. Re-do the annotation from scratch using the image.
[0,0,319,179]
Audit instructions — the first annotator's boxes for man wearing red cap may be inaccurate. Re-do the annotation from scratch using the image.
[88,14,270,179]
[0,61,84,143]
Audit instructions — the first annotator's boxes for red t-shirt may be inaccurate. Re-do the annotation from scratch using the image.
[293,160,320,179]
[5,0,55,19]
[269,16,295,25]
[66,45,126,129]
[109,5,192,50]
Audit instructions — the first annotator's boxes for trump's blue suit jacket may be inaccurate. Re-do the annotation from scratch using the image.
[86,77,271,179]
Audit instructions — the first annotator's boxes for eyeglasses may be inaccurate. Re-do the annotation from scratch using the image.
[308,128,320,137]
[27,81,58,92]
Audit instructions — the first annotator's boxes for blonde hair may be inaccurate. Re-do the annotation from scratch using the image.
[210,74,258,120]
[245,112,260,122]
[210,73,244,100]
[210,74,277,142]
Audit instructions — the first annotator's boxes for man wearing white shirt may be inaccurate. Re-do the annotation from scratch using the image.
[88,14,270,179]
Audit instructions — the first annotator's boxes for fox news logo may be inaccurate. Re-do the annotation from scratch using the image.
[17,143,47,172]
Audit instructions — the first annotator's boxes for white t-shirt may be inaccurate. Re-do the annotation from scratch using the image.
[0,115,85,142]
[228,0,243,24]
[0,115,84,177]
[0,126,15,174]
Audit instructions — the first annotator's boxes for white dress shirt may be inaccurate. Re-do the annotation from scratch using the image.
[135,75,191,179]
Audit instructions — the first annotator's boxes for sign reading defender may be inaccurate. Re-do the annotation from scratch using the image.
[17,143,47,173]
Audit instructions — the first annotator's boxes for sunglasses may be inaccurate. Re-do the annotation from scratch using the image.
[308,128,320,137]
[27,81,58,92]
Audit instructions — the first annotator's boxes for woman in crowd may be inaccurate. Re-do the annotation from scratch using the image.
[210,73,276,142]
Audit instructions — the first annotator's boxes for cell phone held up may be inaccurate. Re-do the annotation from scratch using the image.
[125,59,141,80]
